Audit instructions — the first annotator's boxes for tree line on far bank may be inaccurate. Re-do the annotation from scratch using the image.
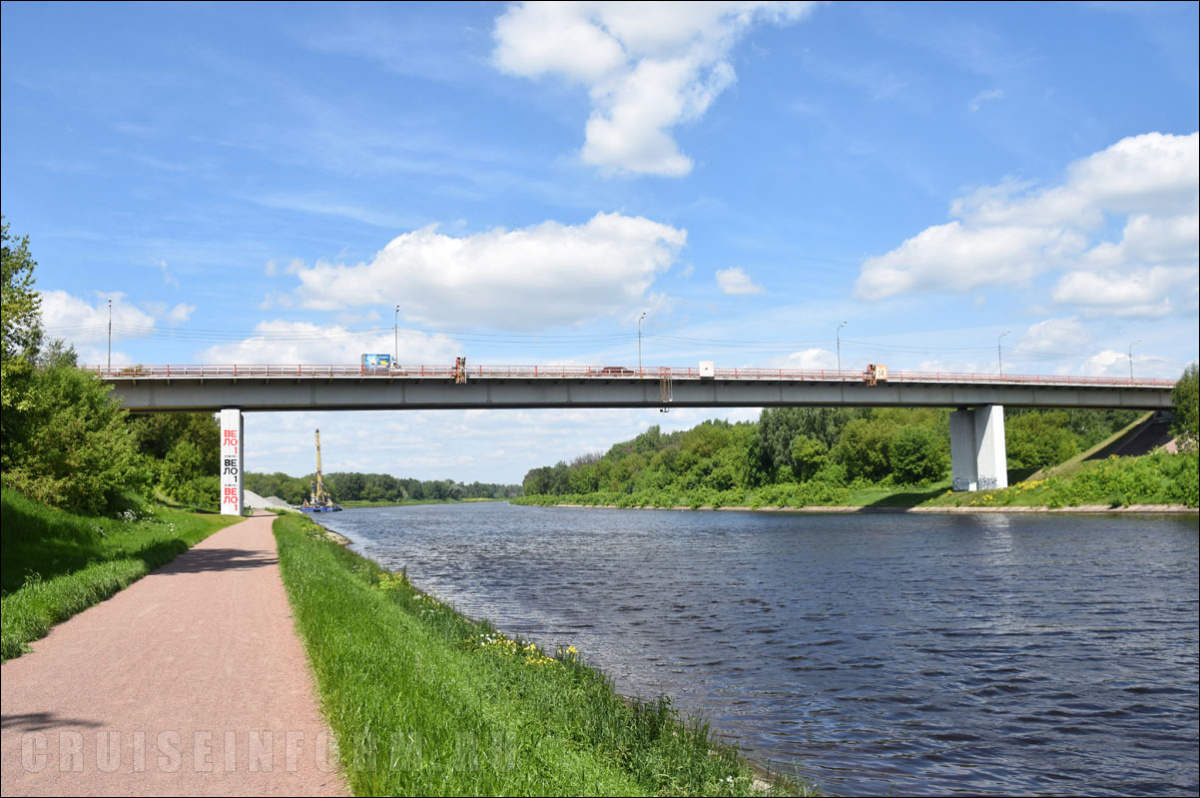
[245,471,520,506]
[521,394,1196,505]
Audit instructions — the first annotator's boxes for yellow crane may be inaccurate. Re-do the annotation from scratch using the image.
[304,428,338,511]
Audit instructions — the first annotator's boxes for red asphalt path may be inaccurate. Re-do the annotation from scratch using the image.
[1,513,346,796]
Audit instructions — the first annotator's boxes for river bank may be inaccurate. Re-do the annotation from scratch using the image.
[340,497,505,508]
[540,502,1198,514]
[274,511,810,796]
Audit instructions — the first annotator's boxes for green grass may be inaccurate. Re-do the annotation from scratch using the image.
[273,513,812,797]
[925,451,1198,509]
[1027,412,1153,482]
[0,487,241,661]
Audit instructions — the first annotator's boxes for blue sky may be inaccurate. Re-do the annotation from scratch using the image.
[3,1,1197,483]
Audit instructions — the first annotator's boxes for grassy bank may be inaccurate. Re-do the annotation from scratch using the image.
[273,513,808,796]
[512,452,1198,512]
[0,487,240,661]
[926,451,1198,509]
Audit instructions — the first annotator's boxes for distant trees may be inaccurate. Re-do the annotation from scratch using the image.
[246,470,520,505]
[518,403,1162,503]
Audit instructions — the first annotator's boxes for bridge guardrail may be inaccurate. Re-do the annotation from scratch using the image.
[82,364,1177,390]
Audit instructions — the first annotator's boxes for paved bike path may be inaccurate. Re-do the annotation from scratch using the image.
[1,513,346,796]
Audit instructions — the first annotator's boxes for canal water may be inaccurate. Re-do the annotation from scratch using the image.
[320,503,1198,796]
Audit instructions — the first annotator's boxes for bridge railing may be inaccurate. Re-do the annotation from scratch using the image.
[82,363,1177,389]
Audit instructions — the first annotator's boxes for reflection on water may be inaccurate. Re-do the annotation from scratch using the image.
[322,504,1199,797]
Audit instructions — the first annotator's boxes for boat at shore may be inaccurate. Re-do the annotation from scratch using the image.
[299,503,342,513]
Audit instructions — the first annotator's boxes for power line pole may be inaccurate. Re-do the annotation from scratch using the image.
[107,298,112,371]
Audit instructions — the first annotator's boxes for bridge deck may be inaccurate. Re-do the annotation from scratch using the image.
[90,364,1177,413]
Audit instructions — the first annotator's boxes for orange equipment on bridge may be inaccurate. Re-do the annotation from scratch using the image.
[865,364,888,386]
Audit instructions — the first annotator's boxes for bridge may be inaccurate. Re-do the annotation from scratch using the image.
[89,363,1177,515]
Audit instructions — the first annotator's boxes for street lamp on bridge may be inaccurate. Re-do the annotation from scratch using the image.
[1129,339,1141,381]
[837,320,847,380]
[638,311,647,377]
[997,329,1010,377]
[394,304,401,364]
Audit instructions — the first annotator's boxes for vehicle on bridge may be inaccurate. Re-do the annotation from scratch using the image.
[361,353,393,370]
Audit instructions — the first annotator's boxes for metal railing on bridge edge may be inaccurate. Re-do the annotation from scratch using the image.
[83,363,1177,390]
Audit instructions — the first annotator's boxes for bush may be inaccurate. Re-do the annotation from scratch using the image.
[889,425,948,484]
[4,363,150,514]
[1172,363,1198,452]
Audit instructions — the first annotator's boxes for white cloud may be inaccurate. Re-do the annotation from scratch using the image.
[40,290,157,340]
[1016,316,1093,355]
[493,1,816,176]
[1050,266,1198,318]
[856,221,1083,298]
[168,303,196,324]
[774,347,837,369]
[967,88,1003,112]
[200,320,461,365]
[144,301,197,324]
[855,132,1200,310]
[1080,349,1138,378]
[287,212,687,330]
[715,266,764,295]
[156,259,180,290]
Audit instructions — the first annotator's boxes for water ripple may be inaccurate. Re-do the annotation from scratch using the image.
[325,504,1198,797]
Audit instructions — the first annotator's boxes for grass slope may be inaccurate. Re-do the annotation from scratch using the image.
[273,513,809,797]
[0,487,240,661]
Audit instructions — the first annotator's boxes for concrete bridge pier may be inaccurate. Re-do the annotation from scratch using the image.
[950,404,1007,492]
[220,408,244,515]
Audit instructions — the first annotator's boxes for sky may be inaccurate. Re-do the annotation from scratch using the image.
[2,1,1198,484]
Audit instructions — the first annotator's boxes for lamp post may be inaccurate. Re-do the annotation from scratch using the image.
[836,321,847,379]
[638,311,647,378]
[997,329,1010,378]
[1129,339,1140,382]
[107,298,112,372]
[394,304,400,364]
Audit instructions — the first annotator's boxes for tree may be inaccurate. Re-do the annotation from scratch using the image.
[833,417,897,482]
[4,359,151,513]
[1005,411,1078,469]
[1172,362,1199,453]
[1,218,44,469]
[128,412,221,507]
[889,425,948,484]
[1,217,42,363]
[789,434,828,482]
